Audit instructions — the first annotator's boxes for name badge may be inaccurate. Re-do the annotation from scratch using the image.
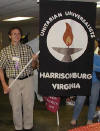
[12,57,20,62]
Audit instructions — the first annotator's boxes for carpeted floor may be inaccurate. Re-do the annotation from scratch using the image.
[0,88,98,131]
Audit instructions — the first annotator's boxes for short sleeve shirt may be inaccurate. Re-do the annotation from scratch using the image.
[0,43,34,78]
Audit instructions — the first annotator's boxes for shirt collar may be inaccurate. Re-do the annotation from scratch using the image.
[10,42,21,48]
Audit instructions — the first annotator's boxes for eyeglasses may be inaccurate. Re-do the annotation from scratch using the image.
[11,33,21,36]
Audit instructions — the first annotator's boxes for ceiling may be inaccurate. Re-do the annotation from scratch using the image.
[0,0,100,28]
[0,0,39,18]
[0,0,39,23]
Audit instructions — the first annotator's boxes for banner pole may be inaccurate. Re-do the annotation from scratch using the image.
[8,51,40,89]
[57,110,59,126]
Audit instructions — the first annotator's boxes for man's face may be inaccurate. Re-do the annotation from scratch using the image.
[9,29,21,45]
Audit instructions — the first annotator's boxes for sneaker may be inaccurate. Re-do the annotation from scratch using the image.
[70,119,77,126]
[66,100,75,106]
[37,95,43,102]
[93,111,98,118]
[94,111,100,118]
[87,120,93,125]
[97,118,100,122]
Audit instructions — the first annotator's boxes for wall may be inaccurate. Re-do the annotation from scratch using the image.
[96,28,100,39]
[0,19,39,48]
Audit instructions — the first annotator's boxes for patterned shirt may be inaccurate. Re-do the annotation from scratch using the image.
[0,43,34,78]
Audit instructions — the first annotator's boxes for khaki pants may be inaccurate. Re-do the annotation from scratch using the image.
[9,76,34,130]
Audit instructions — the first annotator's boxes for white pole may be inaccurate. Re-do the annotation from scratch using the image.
[57,110,59,126]
[8,51,40,89]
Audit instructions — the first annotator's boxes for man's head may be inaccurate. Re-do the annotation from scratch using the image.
[8,26,23,45]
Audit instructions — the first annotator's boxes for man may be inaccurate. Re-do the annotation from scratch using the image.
[0,26,38,131]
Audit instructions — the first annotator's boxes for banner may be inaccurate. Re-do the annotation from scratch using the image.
[39,0,96,96]
[43,96,60,113]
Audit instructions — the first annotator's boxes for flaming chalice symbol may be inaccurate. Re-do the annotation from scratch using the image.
[52,23,82,62]
[63,23,73,47]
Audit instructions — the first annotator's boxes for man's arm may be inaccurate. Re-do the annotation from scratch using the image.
[0,68,10,94]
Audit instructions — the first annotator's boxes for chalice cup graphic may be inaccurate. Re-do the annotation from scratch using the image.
[52,23,82,62]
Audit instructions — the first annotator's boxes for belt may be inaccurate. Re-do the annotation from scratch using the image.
[12,74,32,80]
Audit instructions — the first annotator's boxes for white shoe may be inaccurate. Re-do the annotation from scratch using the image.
[66,100,75,106]
[70,119,77,126]
[37,95,43,102]
[87,120,93,125]
[94,111,100,118]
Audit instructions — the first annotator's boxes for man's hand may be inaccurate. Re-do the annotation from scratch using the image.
[0,68,10,94]
[32,54,39,69]
[2,82,10,94]
[32,53,38,61]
